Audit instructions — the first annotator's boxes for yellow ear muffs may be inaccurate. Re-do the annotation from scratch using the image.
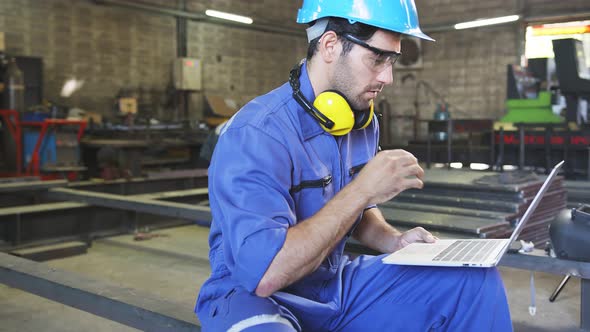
[313,91,355,136]
[289,62,374,136]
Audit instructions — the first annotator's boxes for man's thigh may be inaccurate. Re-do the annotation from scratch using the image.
[200,287,301,332]
[328,255,509,331]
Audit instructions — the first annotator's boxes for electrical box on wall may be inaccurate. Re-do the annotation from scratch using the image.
[173,57,202,91]
[0,32,5,51]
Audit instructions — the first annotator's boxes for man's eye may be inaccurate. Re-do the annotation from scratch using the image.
[373,56,388,66]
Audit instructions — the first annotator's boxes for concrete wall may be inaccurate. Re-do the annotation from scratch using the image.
[0,0,305,122]
[0,0,177,119]
[0,0,589,141]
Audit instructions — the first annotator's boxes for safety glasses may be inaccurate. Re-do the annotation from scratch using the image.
[342,34,401,72]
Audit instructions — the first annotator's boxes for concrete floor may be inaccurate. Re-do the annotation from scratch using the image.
[0,224,585,332]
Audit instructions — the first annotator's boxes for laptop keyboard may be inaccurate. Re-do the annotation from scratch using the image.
[432,240,503,262]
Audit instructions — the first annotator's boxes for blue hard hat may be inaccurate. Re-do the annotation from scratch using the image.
[296,0,434,41]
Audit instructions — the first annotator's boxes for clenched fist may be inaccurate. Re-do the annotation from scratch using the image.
[352,149,424,205]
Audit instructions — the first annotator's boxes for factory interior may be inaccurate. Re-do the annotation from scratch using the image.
[0,1,590,331]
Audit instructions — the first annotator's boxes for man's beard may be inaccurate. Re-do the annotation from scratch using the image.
[331,57,368,111]
[331,55,384,113]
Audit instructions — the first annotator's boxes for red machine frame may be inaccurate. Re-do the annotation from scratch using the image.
[0,109,23,177]
[21,119,87,180]
[0,109,87,180]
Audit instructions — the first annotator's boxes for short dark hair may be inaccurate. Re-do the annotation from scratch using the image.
[306,17,379,60]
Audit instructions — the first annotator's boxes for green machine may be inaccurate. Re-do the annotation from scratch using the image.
[499,63,564,124]
[500,91,563,123]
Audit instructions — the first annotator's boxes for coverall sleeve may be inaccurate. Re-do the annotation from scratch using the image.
[208,123,295,293]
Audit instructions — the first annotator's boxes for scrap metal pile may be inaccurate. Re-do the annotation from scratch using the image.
[564,180,590,208]
[380,168,567,248]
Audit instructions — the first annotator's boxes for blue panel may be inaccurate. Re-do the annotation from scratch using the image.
[23,129,56,168]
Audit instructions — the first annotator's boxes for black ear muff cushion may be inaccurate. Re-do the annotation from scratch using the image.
[353,108,373,129]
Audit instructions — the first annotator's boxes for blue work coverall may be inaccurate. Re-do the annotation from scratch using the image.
[195,63,513,331]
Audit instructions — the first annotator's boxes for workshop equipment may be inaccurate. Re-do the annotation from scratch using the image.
[548,205,590,304]
[432,102,450,141]
[501,91,563,123]
[203,94,240,127]
[81,123,208,178]
[173,58,202,91]
[20,119,87,180]
[492,41,590,178]
[550,205,590,262]
[0,109,22,176]
[553,38,590,125]
[0,56,43,113]
[2,57,24,113]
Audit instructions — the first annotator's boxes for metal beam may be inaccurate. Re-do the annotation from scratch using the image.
[500,250,590,278]
[0,180,67,193]
[135,188,208,200]
[0,252,200,331]
[0,202,87,217]
[524,11,590,24]
[500,250,590,331]
[47,188,211,224]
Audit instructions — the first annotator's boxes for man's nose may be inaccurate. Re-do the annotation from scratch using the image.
[377,66,394,85]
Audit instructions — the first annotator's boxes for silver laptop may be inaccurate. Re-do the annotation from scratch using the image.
[382,160,564,268]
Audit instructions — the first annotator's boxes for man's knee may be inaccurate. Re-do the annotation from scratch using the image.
[200,288,301,332]
[234,315,298,331]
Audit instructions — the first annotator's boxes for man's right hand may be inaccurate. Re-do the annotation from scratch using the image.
[353,149,424,205]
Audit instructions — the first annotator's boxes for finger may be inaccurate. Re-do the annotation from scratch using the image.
[399,163,424,179]
[400,177,424,190]
[413,164,425,180]
[414,227,435,243]
[384,149,416,163]
[392,149,415,158]
[424,233,436,243]
[397,154,419,167]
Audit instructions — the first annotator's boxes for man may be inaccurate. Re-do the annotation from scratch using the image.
[197,120,228,168]
[196,1,512,331]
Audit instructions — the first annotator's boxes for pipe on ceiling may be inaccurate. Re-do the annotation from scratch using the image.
[423,11,590,33]
[92,0,304,38]
[94,1,590,36]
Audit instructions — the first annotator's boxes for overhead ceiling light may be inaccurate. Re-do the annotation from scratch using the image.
[60,78,85,98]
[454,15,520,30]
[205,9,253,24]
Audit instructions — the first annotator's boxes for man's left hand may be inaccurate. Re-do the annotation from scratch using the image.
[391,227,437,252]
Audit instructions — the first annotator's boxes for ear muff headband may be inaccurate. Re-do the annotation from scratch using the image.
[289,63,373,136]
[355,99,374,130]
[289,64,335,130]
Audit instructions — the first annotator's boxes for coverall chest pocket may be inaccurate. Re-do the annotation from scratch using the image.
[348,162,367,184]
[290,169,335,221]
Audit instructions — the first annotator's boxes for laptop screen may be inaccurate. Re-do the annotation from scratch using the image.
[505,160,564,248]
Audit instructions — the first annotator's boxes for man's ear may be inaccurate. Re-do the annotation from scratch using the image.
[318,31,340,63]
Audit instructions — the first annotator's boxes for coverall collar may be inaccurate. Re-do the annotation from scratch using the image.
[296,61,327,141]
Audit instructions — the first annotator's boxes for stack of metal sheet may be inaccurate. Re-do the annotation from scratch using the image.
[379,168,566,247]
[565,180,590,208]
